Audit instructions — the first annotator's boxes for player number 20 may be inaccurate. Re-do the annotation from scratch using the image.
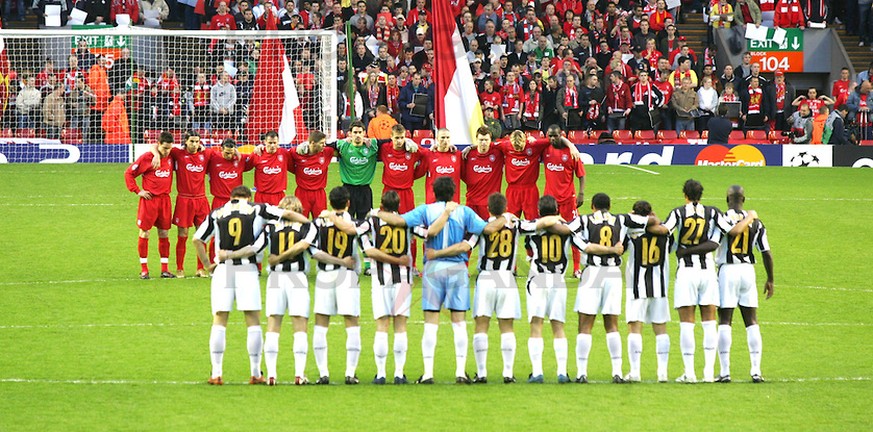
[326,228,349,257]
[379,226,407,254]
[540,234,562,263]
[486,229,513,258]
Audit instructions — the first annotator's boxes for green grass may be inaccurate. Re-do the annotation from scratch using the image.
[0,163,871,431]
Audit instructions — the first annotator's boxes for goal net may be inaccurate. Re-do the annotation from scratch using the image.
[0,28,338,146]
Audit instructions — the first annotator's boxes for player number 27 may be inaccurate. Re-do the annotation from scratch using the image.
[680,217,706,246]
[486,229,514,258]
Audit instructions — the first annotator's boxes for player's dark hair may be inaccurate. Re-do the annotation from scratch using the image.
[264,130,279,140]
[476,125,493,139]
[433,176,456,202]
[683,179,704,203]
[538,195,559,217]
[158,131,174,144]
[717,103,729,117]
[488,193,507,216]
[726,185,745,206]
[329,186,350,210]
[837,104,849,113]
[391,124,406,135]
[231,185,252,199]
[308,130,326,143]
[591,192,610,211]
[546,124,562,137]
[221,138,236,148]
[184,130,200,141]
[381,190,400,212]
[632,200,652,216]
[349,120,365,132]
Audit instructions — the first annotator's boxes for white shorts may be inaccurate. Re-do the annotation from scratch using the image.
[625,295,671,324]
[265,271,311,318]
[211,263,261,315]
[718,263,758,309]
[525,272,567,323]
[314,268,360,317]
[372,278,413,319]
[673,267,719,308]
[574,266,623,316]
[473,270,521,320]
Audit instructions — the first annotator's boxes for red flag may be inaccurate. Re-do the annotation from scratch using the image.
[245,13,304,144]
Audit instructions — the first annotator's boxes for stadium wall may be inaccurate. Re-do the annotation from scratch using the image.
[1,142,868,167]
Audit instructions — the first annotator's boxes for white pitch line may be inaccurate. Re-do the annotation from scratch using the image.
[0,278,132,286]
[619,165,660,175]
[761,321,870,327]
[789,285,873,294]
[0,203,120,207]
[0,376,868,386]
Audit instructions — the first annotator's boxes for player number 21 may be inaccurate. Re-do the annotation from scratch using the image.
[730,227,750,254]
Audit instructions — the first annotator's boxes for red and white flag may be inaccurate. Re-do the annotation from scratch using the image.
[0,21,10,117]
[433,0,484,144]
[246,14,303,144]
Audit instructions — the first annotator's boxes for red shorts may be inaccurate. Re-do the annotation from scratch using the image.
[173,196,210,228]
[296,188,327,218]
[506,184,539,219]
[255,191,285,206]
[212,196,229,210]
[467,203,490,220]
[557,197,579,222]
[383,187,416,214]
[137,194,172,231]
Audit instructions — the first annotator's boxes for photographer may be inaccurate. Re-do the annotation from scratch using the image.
[787,103,813,144]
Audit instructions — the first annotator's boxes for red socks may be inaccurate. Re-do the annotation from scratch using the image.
[159,237,170,273]
[176,236,187,272]
[572,247,581,272]
[138,237,149,273]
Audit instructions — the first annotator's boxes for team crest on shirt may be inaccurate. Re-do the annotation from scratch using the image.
[526,148,533,156]
[198,155,204,161]
[278,155,284,162]
[319,157,325,164]
[562,154,568,162]
[489,155,496,162]
[233,161,238,167]
[405,153,411,160]
[362,148,370,155]
[451,156,457,162]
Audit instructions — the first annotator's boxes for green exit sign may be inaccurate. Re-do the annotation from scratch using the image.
[747,28,804,52]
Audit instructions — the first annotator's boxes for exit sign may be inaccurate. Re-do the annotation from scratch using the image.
[747,28,804,51]
[747,28,804,72]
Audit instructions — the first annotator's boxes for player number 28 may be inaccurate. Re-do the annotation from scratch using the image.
[486,229,514,258]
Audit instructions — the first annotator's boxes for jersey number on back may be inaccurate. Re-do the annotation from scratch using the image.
[379,225,407,255]
[228,217,242,246]
[540,234,562,263]
[598,226,613,247]
[641,237,661,266]
[326,227,349,257]
[277,231,296,254]
[486,229,514,259]
[730,227,750,254]
[680,217,706,246]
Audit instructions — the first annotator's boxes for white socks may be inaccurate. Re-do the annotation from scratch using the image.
[421,323,438,380]
[606,332,623,377]
[575,333,592,379]
[528,337,544,377]
[554,338,568,377]
[500,332,516,378]
[209,325,226,378]
[393,332,408,378]
[679,322,696,378]
[702,320,717,380]
[656,334,670,379]
[747,324,762,376]
[264,331,280,379]
[247,325,263,378]
[293,331,308,378]
[374,331,389,379]
[313,325,329,377]
[473,333,488,378]
[345,326,361,378]
[627,333,643,377]
[452,321,468,377]
[718,324,733,377]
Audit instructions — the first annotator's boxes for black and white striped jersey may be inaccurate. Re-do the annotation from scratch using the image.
[576,211,649,267]
[314,212,371,272]
[716,209,770,265]
[663,203,732,270]
[624,228,674,299]
[264,221,317,273]
[194,199,283,265]
[360,216,426,285]
[519,216,585,275]
[469,215,520,272]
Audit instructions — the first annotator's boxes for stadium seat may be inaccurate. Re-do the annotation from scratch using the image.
[657,130,679,141]
[768,130,790,144]
[405,130,412,138]
[746,130,768,142]
[567,130,586,143]
[336,130,347,139]
[679,130,699,139]
[588,130,608,139]
[729,130,746,142]
[860,140,873,146]
[413,129,433,140]
[16,128,36,139]
[612,129,633,143]
[528,130,544,140]
[701,130,709,139]
[61,128,83,144]
[212,130,236,141]
[144,129,160,144]
[0,128,12,138]
[634,130,656,142]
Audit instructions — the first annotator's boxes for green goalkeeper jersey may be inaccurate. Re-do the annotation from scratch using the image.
[336,138,379,185]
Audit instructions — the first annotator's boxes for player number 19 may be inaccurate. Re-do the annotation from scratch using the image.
[327,227,349,257]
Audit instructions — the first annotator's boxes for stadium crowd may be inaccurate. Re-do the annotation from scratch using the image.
[3,0,873,144]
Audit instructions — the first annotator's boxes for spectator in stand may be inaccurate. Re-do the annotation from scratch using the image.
[734,0,763,26]
[359,71,385,127]
[74,40,98,73]
[84,0,110,24]
[668,37,697,68]
[768,70,796,132]
[42,83,65,140]
[846,81,873,138]
[178,0,198,30]
[209,1,237,29]
[672,76,698,134]
[237,8,259,29]
[735,52,753,80]
[210,72,236,131]
[557,74,583,130]
[104,91,131,144]
[629,69,664,132]
[517,7,544,42]
[649,0,673,32]
[581,73,604,130]
[190,73,211,131]
[5,0,27,21]
[707,104,734,144]
[857,62,873,86]
[833,67,853,107]
[110,48,135,94]
[501,71,523,130]
[774,0,806,28]
[669,56,699,89]
[520,78,542,130]
[827,105,850,145]
[351,43,375,74]
[88,55,111,144]
[233,0,250,21]
[632,19,655,50]
[859,1,873,47]
[741,76,769,131]
[16,76,41,132]
[697,76,719,130]
[398,72,432,131]
[788,103,813,143]
[721,64,742,94]
[709,0,734,46]
[35,59,60,91]
[653,64,674,132]
[252,0,277,21]
[604,71,632,132]
[658,24,680,57]
[69,77,96,136]
[39,74,59,100]
[801,0,828,27]
[64,56,83,94]
[406,0,427,24]
[110,0,140,25]
[479,79,502,118]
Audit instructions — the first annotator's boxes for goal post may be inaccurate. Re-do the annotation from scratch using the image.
[0,28,338,146]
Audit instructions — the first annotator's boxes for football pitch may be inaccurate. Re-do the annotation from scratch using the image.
[0,163,870,431]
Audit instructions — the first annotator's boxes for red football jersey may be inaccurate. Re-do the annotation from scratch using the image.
[249,148,292,194]
[290,146,334,191]
[380,143,423,190]
[462,145,504,205]
[125,152,174,196]
[414,147,462,203]
[495,139,549,186]
[207,151,252,199]
[832,80,850,107]
[542,145,586,203]
[169,147,210,198]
